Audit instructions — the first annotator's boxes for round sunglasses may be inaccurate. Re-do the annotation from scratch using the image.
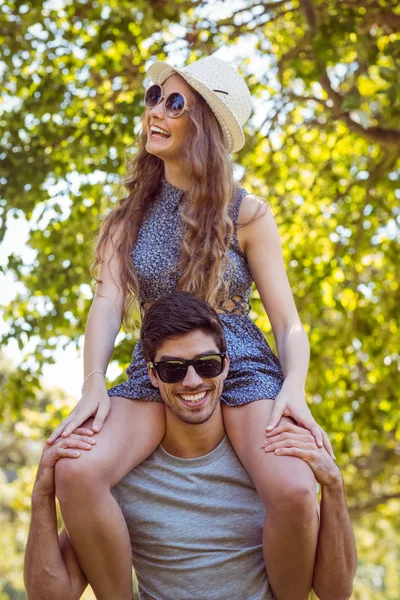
[149,352,226,384]
[144,84,189,119]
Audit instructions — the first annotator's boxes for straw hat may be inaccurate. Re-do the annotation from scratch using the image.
[147,56,252,153]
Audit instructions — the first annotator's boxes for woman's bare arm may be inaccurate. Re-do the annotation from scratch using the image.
[238,195,333,454]
[84,228,126,379]
[47,230,126,442]
[239,195,308,383]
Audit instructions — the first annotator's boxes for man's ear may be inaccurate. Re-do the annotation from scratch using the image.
[148,364,160,388]
[221,354,230,381]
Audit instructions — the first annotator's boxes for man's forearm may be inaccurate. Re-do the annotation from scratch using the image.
[24,493,75,600]
[312,478,357,600]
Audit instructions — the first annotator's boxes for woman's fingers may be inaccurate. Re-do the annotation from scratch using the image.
[61,415,87,438]
[92,400,110,433]
[61,406,98,437]
[265,400,285,433]
[294,413,335,459]
[47,394,106,444]
[48,399,106,444]
[309,422,324,449]
[295,412,324,448]
[321,428,336,460]
[47,408,89,444]
[46,418,71,445]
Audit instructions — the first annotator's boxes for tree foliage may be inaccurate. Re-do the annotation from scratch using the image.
[1,0,399,597]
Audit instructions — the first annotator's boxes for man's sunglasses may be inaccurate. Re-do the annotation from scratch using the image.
[149,353,226,384]
[144,84,189,119]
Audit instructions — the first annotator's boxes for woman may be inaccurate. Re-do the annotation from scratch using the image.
[50,56,333,600]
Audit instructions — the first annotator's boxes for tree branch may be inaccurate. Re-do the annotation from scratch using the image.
[0,205,10,245]
[342,438,400,479]
[297,0,400,150]
[336,0,400,31]
[319,71,400,148]
[286,92,327,108]
[348,492,400,520]
[216,0,292,27]
[299,0,318,32]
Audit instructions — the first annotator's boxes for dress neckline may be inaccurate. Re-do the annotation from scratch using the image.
[161,177,186,194]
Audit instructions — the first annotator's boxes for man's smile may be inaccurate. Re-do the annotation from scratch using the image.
[176,389,211,408]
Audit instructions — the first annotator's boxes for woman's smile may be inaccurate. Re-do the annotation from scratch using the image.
[150,124,171,139]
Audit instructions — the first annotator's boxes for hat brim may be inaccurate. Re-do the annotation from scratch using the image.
[147,61,244,153]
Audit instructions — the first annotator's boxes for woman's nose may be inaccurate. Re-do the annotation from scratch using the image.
[148,100,165,119]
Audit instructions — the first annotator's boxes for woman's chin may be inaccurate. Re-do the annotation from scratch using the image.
[146,141,177,161]
[146,139,165,154]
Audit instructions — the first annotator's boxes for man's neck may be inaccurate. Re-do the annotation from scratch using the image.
[161,406,225,459]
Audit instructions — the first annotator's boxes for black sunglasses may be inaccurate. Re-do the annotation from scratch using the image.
[149,352,226,384]
[144,84,189,118]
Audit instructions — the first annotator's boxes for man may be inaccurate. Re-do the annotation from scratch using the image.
[24,292,357,600]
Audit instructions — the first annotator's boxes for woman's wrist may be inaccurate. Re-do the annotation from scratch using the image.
[82,370,107,393]
[281,374,306,396]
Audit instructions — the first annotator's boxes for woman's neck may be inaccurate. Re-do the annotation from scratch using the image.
[163,164,191,192]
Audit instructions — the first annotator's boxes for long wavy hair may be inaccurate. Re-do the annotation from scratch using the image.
[91,78,237,327]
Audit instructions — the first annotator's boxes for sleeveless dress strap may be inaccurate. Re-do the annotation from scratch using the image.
[229,186,248,258]
[215,185,251,316]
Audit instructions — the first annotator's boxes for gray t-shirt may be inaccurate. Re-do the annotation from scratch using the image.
[112,436,274,600]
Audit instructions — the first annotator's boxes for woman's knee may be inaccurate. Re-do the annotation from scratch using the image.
[55,452,105,504]
[261,458,317,517]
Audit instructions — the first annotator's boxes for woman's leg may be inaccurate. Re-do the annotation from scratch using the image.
[223,399,319,600]
[55,397,165,600]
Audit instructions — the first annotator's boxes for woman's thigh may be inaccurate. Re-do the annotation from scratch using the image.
[222,399,317,508]
[57,396,165,487]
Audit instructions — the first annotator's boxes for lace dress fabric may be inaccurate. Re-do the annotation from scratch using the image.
[108,179,283,405]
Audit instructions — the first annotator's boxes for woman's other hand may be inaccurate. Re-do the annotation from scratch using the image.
[265,384,335,460]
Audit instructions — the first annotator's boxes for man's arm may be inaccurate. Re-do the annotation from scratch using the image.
[264,422,357,600]
[312,475,356,600]
[24,431,92,599]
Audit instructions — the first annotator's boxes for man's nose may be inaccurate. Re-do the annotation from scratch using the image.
[181,365,203,388]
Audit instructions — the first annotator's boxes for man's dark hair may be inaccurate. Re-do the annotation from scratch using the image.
[141,292,226,362]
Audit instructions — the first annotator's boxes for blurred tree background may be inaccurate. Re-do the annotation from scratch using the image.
[0,0,399,597]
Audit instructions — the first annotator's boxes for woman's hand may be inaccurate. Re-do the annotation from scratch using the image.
[265,383,335,460]
[46,378,110,445]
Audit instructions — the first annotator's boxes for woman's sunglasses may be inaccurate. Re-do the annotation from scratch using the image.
[149,352,226,384]
[144,84,189,119]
